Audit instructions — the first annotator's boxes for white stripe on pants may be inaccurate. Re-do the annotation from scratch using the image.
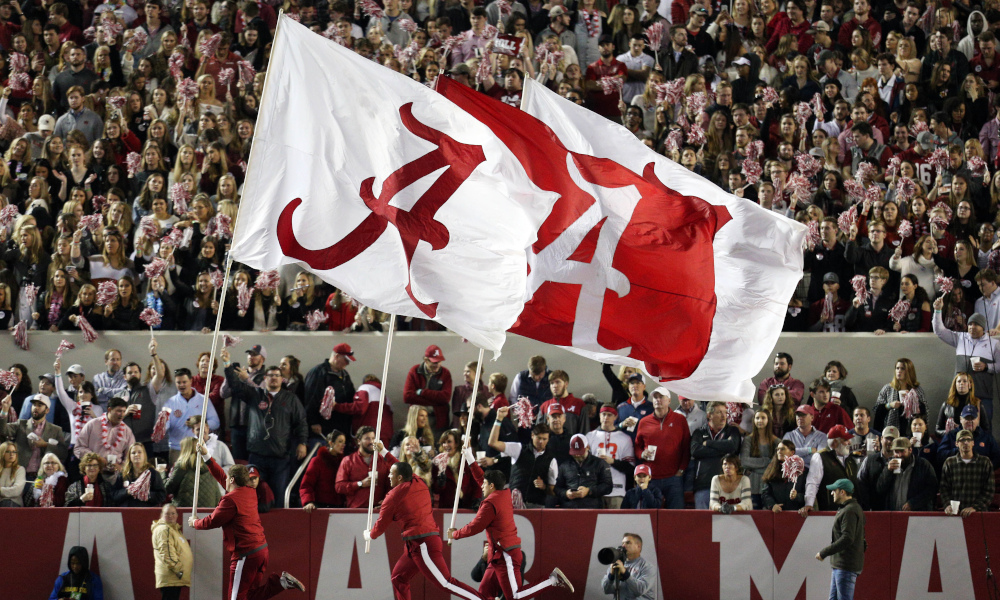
[501,550,553,599]
[231,556,246,600]
[418,540,481,600]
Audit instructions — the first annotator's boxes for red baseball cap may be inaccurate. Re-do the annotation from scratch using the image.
[634,465,652,477]
[569,434,588,456]
[827,424,852,441]
[247,465,261,478]
[796,404,817,417]
[424,345,445,363]
[546,403,565,415]
[600,405,618,416]
[333,343,356,361]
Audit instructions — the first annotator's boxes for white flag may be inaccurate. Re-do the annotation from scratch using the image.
[231,17,553,353]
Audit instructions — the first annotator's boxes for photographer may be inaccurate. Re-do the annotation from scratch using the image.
[600,533,655,600]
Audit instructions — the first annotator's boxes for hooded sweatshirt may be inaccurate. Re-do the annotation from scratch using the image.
[49,546,103,600]
[958,11,986,61]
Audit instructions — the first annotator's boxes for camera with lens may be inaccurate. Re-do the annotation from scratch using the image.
[719,502,736,514]
[598,545,627,565]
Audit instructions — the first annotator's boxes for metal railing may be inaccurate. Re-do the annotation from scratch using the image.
[284,442,320,508]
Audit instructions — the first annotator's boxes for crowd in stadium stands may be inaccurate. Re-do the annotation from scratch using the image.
[0,0,998,517]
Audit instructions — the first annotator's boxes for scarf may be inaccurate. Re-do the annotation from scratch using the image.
[100,415,126,452]
[821,293,835,323]
[27,417,45,473]
[47,292,63,326]
[126,468,152,502]
[72,403,93,440]
[36,471,64,507]
[580,9,601,37]
[83,474,103,507]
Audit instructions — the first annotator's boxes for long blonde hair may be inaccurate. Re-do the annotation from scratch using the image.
[404,405,435,447]
[121,443,151,481]
[0,441,18,475]
[174,436,200,471]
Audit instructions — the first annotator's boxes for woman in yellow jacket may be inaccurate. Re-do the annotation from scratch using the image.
[151,504,193,600]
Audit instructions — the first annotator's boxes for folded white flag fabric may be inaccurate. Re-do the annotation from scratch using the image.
[230,16,553,353]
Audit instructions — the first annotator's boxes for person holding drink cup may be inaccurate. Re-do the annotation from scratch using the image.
[933,299,1000,428]
[873,437,938,511]
[940,428,995,516]
[65,452,115,507]
[73,396,135,472]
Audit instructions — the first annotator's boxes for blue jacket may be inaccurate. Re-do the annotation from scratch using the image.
[615,399,654,442]
[938,427,1000,469]
[621,485,663,509]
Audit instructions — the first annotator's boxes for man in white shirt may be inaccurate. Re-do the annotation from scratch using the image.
[586,405,635,508]
[488,407,558,508]
[617,33,653,104]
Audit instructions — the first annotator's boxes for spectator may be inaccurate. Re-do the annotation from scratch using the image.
[122,349,162,461]
[164,437,220,508]
[855,426,898,510]
[53,362,101,457]
[974,269,1000,333]
[600,533,656,600]
[674,395,706,434]
[909,416,937,466]
[541,402,572,462]
[783,405,829,457]
[616,373,654,442]
[301,430,348,511]
[801,425,860,515]
[245,464,276,514]
[398,435,433,488]
[74,396,135,467]
[0,440,25,506]
[304,343,357,443]
[403,344,453,431]
[33,453,69,507]
[940,428,996,516]
[432,428,481,509]
[845,266,896,333]
[110,442,166,507]
[628,386,689,508]
[332,374,393,447]
[508,355,553,408]
[621,464,664,509]
[227,344,267,460]
[875,437,938,511]
[709,454,752,512]
[809,378,853,433]
[873,358,927,437]
[450,360,488,427]
[93,349,126,411]
[933,298,1000,425]
[690,401,741,509]
[151,504,193,600]
[763,384,797,437]
[756,352,805,404]
[816,479,865,600]
[741,410,779,509]
[161,367,219,464]
[554,433,613,508]
[65,452,114,507]
[222,349,308,499]
[849,407,879,457]
[761,440,807,512]
[192,351,226,437]
[335,426,391,508]
[389,405,435,457]
[936,372,986,436]
[822,360,859,414]
[488,412,557,508]
[49,546,103,600]
[0,393,68,479]
[587,404,635,508]
[538,370,587,434]
[602,364,640,407]
[937,405,1000,468]
[187,415,234,474]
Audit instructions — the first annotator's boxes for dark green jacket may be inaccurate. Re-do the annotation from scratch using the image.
[819,498,865,574]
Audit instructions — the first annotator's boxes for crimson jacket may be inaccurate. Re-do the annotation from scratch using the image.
[403,363,453,430]
[335,449,392,508]
[370,454,440,540]
[333,382,393,446]
[634,410,691,479]
[192,457,266,555]
[300,446,346,507]
[452,458,520,560]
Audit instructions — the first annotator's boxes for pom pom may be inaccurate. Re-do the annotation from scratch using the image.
[889,298,911,323]
[125,28,148,53]
[687,91,708,116]
[664,129,684,154]
[932,201,954,221]
[199,32,222,58]
[475,53,494,85]
[686,123,706,146]
[928,148,950,175]
[96,281,118,307]
[901,388,920,419]
[150,408,170,442]
[399,18,418,33]
[936,276,955,295]
[83,26,96,41]
[322,23,350,47]
[127,469,152,501]
[837,205,858,235]
[319,386,337,420]
[910,121,928,137]
[895,177,917,203]
[78,214,103,233]
[161,227,184,249]
[169,183,191,215]
[176,78,199,103]
[139,307,162,328]
[55,340,75,358]
[255,269,280,291]
[217,68,235,87]
[168,52,185,81]
[9,72,29,92]
[886,156,901,180]
[306,309,328,331]
[126,152,142,177]
[236,282,253,315]
[91,195,107,213]
[0,369,17,390]
[496,0,512,18]
[842,179,865,203]
[794,102,812,128]
[432,451,449,473]
[106,95,127,115]
[209,270,224,290]
[810,92,824,120]
[851,275,868,304]
[864,186,881,210]
[820,293,835,322]
[511,397,535,429]
[969,155,989,179]
[782,454,804,482]
[8,52,28,73]
[741,159,762,185]
[745,140,765,163]
[205,214,233,239]
[644,22,664,51]
[144,257,168,280]
[138,215,159,240]
[663,78,686,105]
[760,86,779,108]
[22,283,38,307]
[238,60,256,85]
[897,219,912,239]
[78,314,98,343]
[854,161,876,184]
[795,152,822,179]
[0,204,21,228]
[13,320,28,350]
[930,214,950,230]
[806,221,821,250]
[785,173,813,204]
[358,0,385,20]
[599,76,623,96]
[222,333,242,348]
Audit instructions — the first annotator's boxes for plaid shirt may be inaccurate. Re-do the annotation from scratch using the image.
[940,454,995,512]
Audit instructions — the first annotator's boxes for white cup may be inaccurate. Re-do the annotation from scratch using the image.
[647,445,657,461]
[626,417,638,432]
[86,484,94,493]
[866,438,876,452]
[107,454,118,464]
[913,432,923,446]
[971,357,982,367]
[950,500,961,515]
[476,451,486,460]
[597,448,607,458]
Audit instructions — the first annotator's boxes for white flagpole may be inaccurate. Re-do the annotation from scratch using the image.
[364,313,397,554]
[447,347,485,545]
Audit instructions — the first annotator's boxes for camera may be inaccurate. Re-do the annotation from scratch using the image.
[719,502,735,514]
[598,545,627,565]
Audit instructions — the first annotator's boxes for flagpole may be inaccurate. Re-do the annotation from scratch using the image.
[364,313,397,554]
[447,346,485,545]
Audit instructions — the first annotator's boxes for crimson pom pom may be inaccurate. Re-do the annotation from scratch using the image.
[901,389,920,419]
[512,397,535,429]
[55,339,75,358]
[168,52,185,80]
[759,87,779,108]
[139,307,162,328]
[78,214,103,233]
[127,470,152,501]
[399,19,418,33]
[936,276,955,295]
[319,386,337,420]
[810,93,824,119]
[837,205,858,235]
[933,201,954,221]
[928,148,950,174]
[22,283,38,307]
[599,76,623,96]
[306,309,328,331]
[854,161,876,184]
[8,52,28,73]
[357,0,384,19]
[686,123,706,146]
[745,140,764,163]
[475,55,493,85]
[645,22,664,51]
[864,186,881,209]
[91,195,107,213]
[687,92,708,116]
[886,156,901,180]
[255,269,280,291]
[806,221,821,250]
[969,155,988,179]
[9,72,30,92]
[496,0,512,17]
[663,78,685,105]
[217,68,235,87]
[896,177,917,203]
[237,282,252,315]
[238,60,256,85]
[76,315,97,344]
[106,95,126,113]
[785,173,813,204]
[664,129,684,153]
[897,219,913,239]
[782,454,804,482]
[842,179,864,203]
[96,281,118,307]
[13,320,28,350]
[794,102,812,128]
[851,275,868,304]
[126,152,142,177]
[125,28,148,53]
[889,299,911,323]
[0,204,21,228]
[151,408,170,442]
[199,32,222,57]
[160,228,184,249]
[795,153,822,179]
[206,214,232,239]
[209,270,224,290]
[169,183,191,215]
[0,369,18,389]
[176,78,199,103]
[741,159,762,185]
[138,216,159,240]
[910,121,928,136]
[144,257,168,280]
[222,333,242,348]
